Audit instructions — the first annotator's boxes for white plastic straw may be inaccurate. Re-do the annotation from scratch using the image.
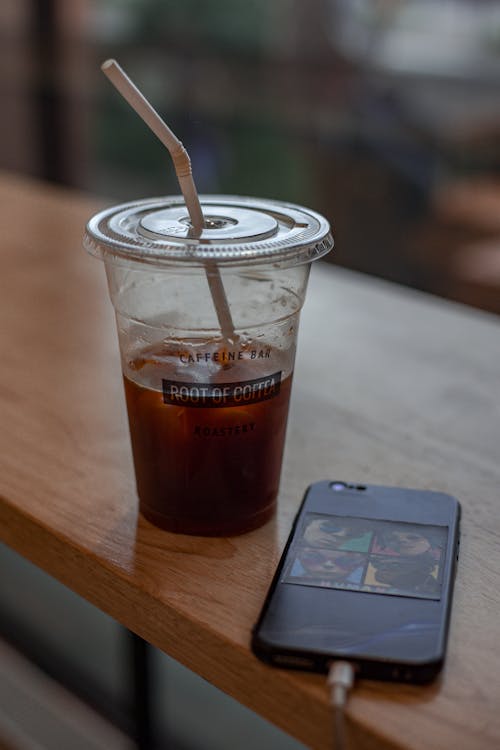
[101,59,236,341]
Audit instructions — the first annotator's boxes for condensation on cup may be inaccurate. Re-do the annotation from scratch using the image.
[84,195,333,535]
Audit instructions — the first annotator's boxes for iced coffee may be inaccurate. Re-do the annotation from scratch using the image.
[84,196,332,534]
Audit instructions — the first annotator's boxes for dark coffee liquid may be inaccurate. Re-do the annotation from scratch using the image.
[123,346,293,535]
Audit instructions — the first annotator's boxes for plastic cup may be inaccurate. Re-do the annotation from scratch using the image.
[84,195,333,535]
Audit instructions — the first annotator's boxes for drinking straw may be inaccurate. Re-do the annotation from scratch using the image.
[101,59,236,342]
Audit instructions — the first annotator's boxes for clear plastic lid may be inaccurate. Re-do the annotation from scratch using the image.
[84,195,333,268]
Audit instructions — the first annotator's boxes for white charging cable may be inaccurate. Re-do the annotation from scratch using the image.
[327,661,356,749]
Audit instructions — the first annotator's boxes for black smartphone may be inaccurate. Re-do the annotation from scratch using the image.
[252,481,461,683]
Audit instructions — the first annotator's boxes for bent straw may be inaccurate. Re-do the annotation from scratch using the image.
[101,59,236,342]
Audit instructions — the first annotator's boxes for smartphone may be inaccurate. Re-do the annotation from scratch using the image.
[252,481,460,683]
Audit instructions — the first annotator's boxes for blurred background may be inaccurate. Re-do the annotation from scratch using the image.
[3,0,500,310]
[1,0,500,748]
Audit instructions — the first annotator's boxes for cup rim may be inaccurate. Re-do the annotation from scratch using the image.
[83,194,334,269]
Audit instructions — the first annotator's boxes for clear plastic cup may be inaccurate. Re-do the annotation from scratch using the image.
[84,195,333,535]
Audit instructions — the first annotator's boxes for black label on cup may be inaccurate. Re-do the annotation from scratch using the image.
[162,371,282,408]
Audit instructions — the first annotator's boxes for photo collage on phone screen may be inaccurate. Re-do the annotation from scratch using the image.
[283,514,448,600]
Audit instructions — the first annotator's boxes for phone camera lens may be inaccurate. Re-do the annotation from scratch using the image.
[330,482,346,491]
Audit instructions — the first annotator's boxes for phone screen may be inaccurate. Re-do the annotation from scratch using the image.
[284,514,448,601]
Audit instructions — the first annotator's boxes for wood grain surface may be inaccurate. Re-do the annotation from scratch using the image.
[1,172,500,749]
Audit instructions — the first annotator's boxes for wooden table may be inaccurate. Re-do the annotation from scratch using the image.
[1,172,500,750]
